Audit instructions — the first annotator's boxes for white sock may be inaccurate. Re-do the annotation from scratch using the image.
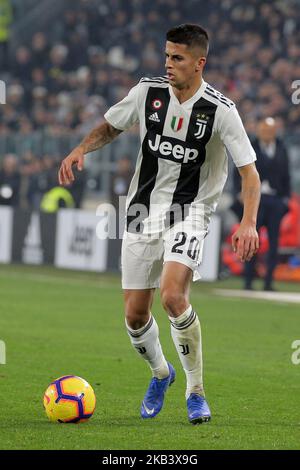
[169,305,204,399]
[126,315,169,379]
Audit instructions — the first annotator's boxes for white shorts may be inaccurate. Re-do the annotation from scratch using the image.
[121,221,208,289]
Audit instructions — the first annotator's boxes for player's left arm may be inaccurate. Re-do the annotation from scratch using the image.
[232,163,261,262]
[217,105,261,262]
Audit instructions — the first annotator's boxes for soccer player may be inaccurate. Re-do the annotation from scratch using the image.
[59,24,261,424]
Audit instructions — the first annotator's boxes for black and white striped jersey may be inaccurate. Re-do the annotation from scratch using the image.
[104,76,256,234]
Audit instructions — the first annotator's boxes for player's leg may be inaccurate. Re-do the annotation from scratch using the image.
[161,227,211,424]
[122,232,175,418]
[263,197,283,290]
[244,199,265,289]
[243,253,256,290]
[124,288,170,379]
[160,262,204,395]
[160,262,210,424]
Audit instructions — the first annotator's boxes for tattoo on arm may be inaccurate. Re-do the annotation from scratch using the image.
[79,122,122,154]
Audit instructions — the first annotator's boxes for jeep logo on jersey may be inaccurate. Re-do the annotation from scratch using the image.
[171,116,183,132]
[194,116,208,140]
[148,134,198,163]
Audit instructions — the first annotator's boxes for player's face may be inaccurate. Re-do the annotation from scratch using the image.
[165,41,206,89]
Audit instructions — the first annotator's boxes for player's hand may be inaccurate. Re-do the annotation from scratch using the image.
[58,147,85,186]
[232,222,259,262]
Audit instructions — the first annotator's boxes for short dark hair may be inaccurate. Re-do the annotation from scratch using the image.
[166,24,209,56]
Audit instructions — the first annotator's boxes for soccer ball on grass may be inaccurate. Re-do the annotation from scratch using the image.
[43,375,96,423]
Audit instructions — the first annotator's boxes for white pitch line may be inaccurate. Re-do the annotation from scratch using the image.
[214,289,300,304]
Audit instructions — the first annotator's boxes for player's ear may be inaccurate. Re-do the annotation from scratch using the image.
[195,56,206,71]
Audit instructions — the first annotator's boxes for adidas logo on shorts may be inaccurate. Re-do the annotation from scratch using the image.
[149,112,160,122]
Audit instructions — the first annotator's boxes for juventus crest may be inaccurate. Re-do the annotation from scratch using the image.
[194,118,208,140]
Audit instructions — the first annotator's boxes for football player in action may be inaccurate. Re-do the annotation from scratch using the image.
[59,24,261,424]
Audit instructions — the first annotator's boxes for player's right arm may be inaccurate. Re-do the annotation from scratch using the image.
[58,121,122,186]
[59,81,142,186]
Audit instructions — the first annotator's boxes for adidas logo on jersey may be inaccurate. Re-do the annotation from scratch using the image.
[148,112,160,122]
[148,134,199,163]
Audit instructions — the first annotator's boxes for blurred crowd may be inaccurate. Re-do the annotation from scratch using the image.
[0,0,300,209]
[0,151,86,209]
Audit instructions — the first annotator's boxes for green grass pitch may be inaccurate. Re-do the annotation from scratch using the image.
[0,264,299,450]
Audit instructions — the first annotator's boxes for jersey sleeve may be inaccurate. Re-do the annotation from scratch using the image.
[104,83,140,131]
[218,106,256,167]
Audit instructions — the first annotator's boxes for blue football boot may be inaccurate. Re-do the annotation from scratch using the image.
[187,393,211,425]
[141,363,176,419]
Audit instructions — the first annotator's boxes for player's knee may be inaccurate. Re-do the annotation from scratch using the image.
[160,288,188,316]
[124,302,150,330]
[125,312,149,330]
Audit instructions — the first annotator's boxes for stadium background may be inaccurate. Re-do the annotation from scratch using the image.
[0,0,300,451]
